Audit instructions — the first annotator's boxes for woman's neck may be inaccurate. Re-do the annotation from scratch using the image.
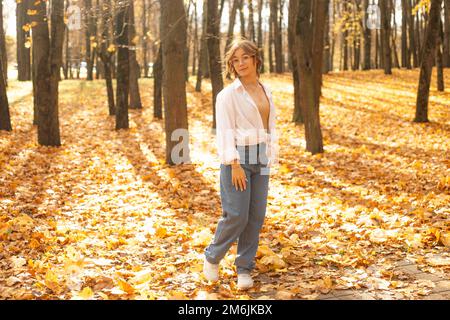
[239,75,259,87]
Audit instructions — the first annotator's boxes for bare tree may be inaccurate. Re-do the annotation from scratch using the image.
[0,28,11,131]
[16,0,31,81]
[115,0,130,129]
[128,0,142,109]
[160,0,190,165]
[30,0,65,146]
[295,0,327,154]
[415,0,442,122]
[288,0,303,123]
[207,0,224,129]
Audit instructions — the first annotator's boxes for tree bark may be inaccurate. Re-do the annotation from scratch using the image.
[128,0,142,109]
[153,46,163,119]
[248,0,256,42]
[271,0,283,73]
[0,0,7,82]
[16,0,31,81]
[239,0,246,38]
[401,0,409,68]
[444,0,450,67]
[0,39,11,131]
[192,0,198,76]
[414,0,442,123]
[161,0,190,165]
[142,0,149,77]
[115,0,130,129]
[436,18,445,92]
[84,0,94,80]
[195,0,209,91]
[323,3,331,73]
[362,0,371,70]
[380,0,392,74]
[30,0,64,146]
[225,0,240,51]
[99,0,115,116]
[257,0,265,73]
[406,0,417,68]
[295,0,325,154]
[207,0,224,130]
[288,0,303,124]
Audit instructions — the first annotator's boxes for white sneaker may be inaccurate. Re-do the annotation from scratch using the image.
[237,274,254,290]
[203,257,219,282]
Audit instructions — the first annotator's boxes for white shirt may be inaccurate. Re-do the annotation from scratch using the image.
[215,77,279,167]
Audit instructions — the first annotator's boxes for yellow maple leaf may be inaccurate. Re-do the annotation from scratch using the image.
[44,270,61,293]
[117,279,135,295]
[155,226,168,238]
[78,287,94,300]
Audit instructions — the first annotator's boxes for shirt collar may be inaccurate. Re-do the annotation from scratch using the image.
[232,77,269,93]
[232,77,244,91]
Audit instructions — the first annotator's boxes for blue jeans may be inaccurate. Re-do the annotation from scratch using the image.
[205,143,270,274]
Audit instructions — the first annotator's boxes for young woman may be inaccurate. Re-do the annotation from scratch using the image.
[204,39,278,290]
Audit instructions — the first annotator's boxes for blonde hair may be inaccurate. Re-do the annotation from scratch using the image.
[224,39,262,78]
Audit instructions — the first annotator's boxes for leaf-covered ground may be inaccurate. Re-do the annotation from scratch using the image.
[0,69,449,300]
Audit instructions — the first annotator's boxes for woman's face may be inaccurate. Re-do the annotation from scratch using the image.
[231,48,257,78]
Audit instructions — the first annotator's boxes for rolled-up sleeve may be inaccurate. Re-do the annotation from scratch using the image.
[215,92,240,165]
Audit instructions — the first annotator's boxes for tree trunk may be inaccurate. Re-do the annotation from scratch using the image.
[313,0,329,98]
[323,4,331,74]
[64,0,70,81]
[85,0,94,80]
[343,28,348,70]
[225,0,239,51]
[257,0,265,73]
[91,0,99,79]
[30,0,64,146]
[195,0,208,91]
[415,3,422,65]
[128,0,142,109]
[192,1,198,76]
[288,0,303,124]
[16,0,32,81]
[406,0,417,68]
[115,0,130,129]
[142,0,149,77]
[295,0,325,154]
[415,0,442,123]
[161,0,190,165]
[362,0,371,70]
[0,1,7,83]
[239,0,246,38]
[352,0,361,71]
[380,0,392,74]
[0,39,11,131]
[153,46,163,119]
[185,2,193,82]
[271,0,283,73]
[401,0,410,68]
[99,0,115,116]
[436,18,445,92]
[391,29,400,69]
[207,0,224,130]
[444,0,450,67]
[279,0,285,72]
[248,0,256,42]
[269,11,274,73]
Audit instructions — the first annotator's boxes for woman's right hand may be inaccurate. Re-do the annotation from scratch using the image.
[231,164,247,191]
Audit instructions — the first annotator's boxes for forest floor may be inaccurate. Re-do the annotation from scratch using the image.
[0,69,449,300]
